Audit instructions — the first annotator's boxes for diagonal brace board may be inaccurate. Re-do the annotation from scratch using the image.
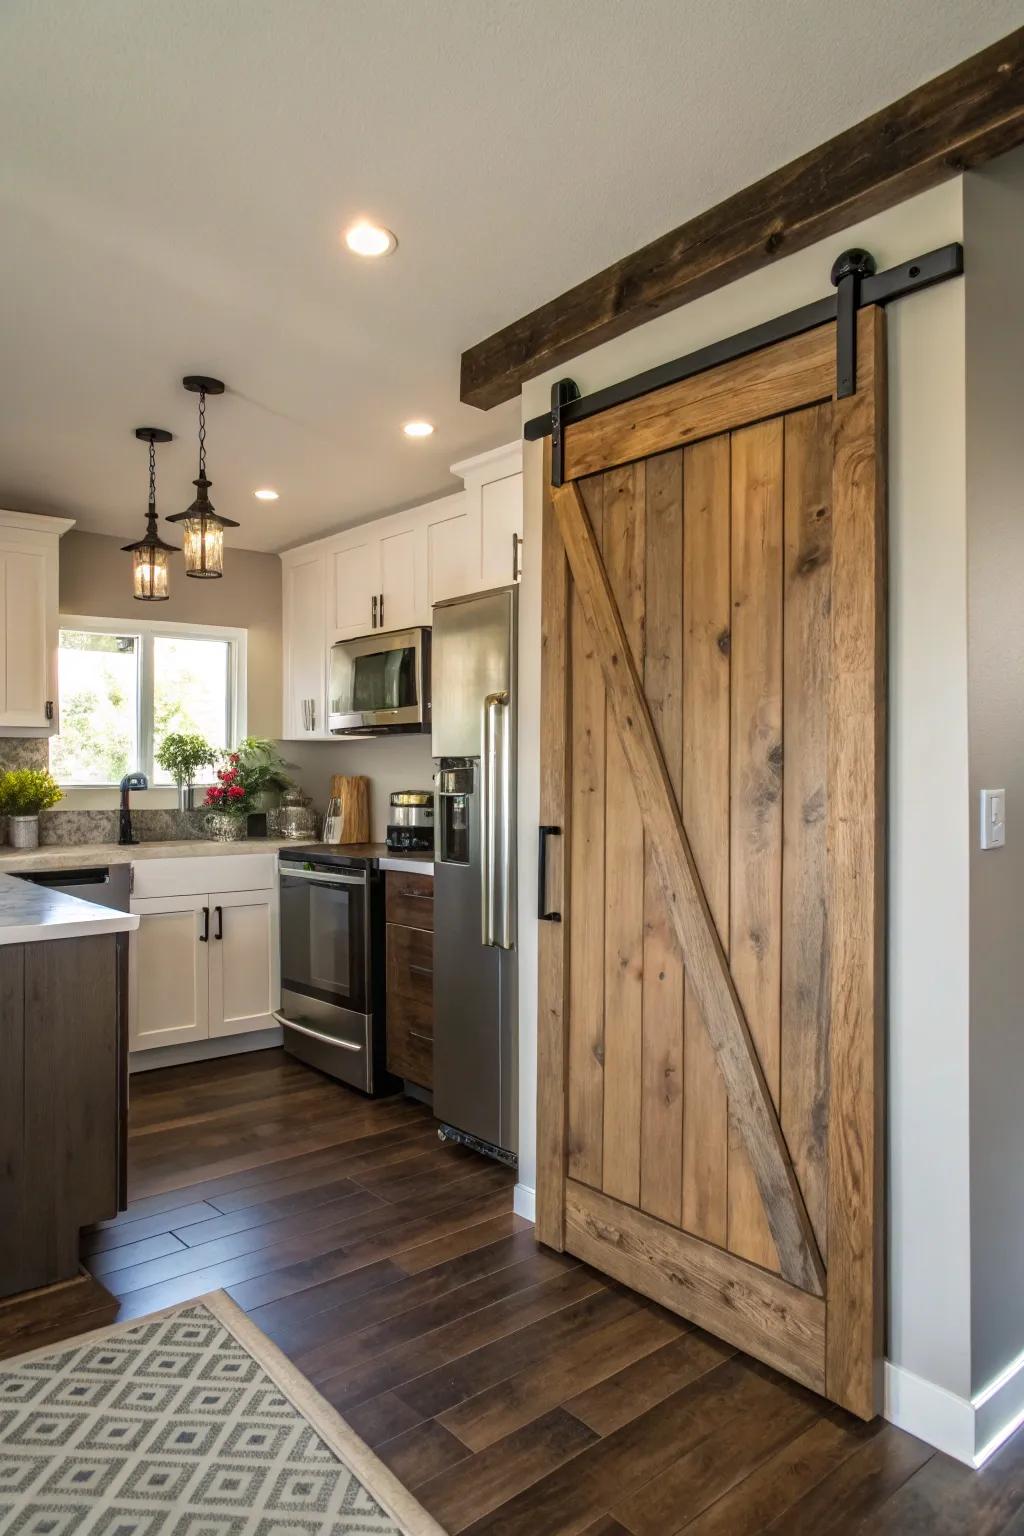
[551,479,825,1297]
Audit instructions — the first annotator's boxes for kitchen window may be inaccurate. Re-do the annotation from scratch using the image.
[50,615,246,786]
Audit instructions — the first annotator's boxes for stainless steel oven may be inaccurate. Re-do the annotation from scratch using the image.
[328,626,430,735]
[275,849,394,1094]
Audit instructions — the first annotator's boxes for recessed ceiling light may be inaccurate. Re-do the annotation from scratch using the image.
[254,488,279,501]
[345,221,397,257]
[403,420,434,438]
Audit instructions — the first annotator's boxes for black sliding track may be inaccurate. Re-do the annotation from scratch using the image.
[525,242,963,483]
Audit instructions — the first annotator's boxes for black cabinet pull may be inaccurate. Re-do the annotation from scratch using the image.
[371,594,378,628]
[538,825,562,921]
[409,962,433,978]
[215,905,223,940]
[379,591,384,627]
[200,905,210,942]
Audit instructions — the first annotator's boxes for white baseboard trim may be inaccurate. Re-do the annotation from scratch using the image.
[885,1349,1024,1468]
[130,1026,283,1073]
[513,1183,536,1223]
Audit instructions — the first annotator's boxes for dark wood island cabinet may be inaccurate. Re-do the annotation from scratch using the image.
[0,931,130,1301]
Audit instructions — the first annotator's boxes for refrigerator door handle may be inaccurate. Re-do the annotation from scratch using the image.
[481,689,513,949]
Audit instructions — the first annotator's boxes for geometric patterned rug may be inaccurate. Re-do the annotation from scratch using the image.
[0,1291,447,1536]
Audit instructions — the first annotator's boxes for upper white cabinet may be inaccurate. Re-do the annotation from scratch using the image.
[283,549,330,738]
[279,444,522,740]
[332,537,379,641]
[0,511,74,737]
[450,444,524,593]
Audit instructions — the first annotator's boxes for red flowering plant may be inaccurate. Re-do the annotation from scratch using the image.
[203,751,255,819]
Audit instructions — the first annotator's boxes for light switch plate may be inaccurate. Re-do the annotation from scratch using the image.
[981,788,1006,850]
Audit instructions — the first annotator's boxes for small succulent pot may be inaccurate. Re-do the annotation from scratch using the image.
[8,814,39,850]
[204,812,245,843]
[177,782,196,812]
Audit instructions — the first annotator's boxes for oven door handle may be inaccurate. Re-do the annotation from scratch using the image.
[273,1013,364,1051]
[280,867,367,887]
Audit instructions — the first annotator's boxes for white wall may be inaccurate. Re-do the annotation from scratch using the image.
[280,735,434,839]
[964,149,1024,1401]
[516,181,972,1406]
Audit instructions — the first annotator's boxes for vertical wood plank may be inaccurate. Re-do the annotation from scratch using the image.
[782,403,833,1260]
[536,437,572,1250]
[728,419,784,1273]
[640,450,684,1224]
[826,306,886,1416]
[567,474,606,1189]
[680,435,731,1246]
[601,463,646,1207]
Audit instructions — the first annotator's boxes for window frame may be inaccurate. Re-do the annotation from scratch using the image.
[55,613,248,788]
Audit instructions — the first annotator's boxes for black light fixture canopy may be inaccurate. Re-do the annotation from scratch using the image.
[123,427,175,601]
[167,375,238,579]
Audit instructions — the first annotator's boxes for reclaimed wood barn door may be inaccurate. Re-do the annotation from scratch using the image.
[536,310,885,1419]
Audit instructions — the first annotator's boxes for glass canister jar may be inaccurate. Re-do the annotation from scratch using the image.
[276,787,318,841]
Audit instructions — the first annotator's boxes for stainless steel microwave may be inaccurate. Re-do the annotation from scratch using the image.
[328,626,430,735]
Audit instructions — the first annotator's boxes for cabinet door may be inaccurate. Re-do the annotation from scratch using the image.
[283,552,328,737]
[480,473,523,589]
[378,526,418,632]
[332,539,380,640]
[209,887,279,1038]
[426,509,473,609]
[0,542,56,730]
[129,895,210,1051]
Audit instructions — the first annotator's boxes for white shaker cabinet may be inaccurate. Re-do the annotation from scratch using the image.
[282,549,330,738]
[279,443,522,739]
[450,445,524,591]
[0,510,75,736]
[129,894,211,1051]
[129,856,280,1054]
[209,886,280,1038]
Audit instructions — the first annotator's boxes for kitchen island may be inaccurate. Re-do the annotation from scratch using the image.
[0,877,137,1305]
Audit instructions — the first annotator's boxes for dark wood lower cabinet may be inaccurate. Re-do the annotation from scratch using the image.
[0,933,128,1301]
[385,871,434,1091]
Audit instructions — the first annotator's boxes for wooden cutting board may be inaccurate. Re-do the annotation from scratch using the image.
[326,775,370,844]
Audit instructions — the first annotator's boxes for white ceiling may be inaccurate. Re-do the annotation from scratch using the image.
[1,1,1020,553]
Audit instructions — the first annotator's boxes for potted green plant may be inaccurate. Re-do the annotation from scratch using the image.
[156,732,216,811]
[236,737,294,811]
[0,768,63,849]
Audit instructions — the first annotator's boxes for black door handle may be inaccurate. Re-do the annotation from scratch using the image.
[538,825,561,922]
[200,905,210,942]
[214,905,223,940]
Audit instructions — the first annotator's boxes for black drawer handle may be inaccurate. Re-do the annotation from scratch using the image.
[400,888,433,900]
[408,963,433,978]
[538,825,562,922]
[199,905,210,942]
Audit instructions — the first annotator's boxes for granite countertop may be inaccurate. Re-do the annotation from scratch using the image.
[0,874,138,943]
[0,839,308,874]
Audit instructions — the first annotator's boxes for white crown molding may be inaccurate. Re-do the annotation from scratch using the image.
[450,441,522,485]
[0,509,75,537]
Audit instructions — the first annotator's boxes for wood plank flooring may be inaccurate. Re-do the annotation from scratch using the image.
[56,1048,1024,1533]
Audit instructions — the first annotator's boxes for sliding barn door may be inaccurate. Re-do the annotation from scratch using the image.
[537,311,885,1419]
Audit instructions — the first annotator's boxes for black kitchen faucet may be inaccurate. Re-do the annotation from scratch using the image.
[118,771,148,845]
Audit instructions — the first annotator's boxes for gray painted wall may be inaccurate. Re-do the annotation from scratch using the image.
[280,735,434,841]
[965,148,1024,1396]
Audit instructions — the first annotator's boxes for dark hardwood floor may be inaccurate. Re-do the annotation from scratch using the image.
[47,1047,1024,1533]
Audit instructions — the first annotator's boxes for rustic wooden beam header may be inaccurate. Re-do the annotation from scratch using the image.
[460,26,1024,410]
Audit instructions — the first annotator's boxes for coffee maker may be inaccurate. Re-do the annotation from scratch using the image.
[385,790,434,853]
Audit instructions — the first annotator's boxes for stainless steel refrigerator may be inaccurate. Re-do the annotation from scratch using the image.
[432,586,517,1162]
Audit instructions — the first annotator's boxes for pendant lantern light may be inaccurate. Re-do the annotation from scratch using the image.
[123,428,175,601]
[167,375,238,578]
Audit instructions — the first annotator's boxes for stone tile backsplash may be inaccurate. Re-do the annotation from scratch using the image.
[0,737,279,846]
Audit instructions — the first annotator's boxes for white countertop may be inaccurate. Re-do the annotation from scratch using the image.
[0,839,306,874]
[0,873,139,943]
